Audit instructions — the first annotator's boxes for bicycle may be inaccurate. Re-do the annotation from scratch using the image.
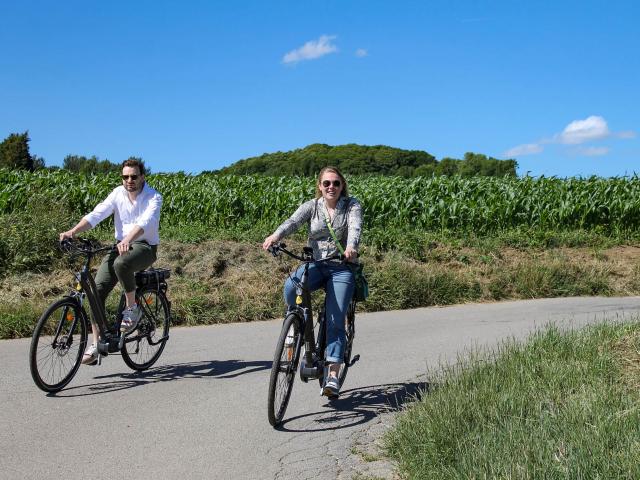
[29,238,172,393]
[266,242,360,427]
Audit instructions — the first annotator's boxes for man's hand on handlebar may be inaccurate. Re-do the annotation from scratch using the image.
[59,230,74,242]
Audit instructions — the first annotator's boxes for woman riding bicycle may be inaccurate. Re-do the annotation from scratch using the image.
[262,166,362,397]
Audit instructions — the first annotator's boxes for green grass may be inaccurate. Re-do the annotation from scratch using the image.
[0,303,40,339]
[1,192,639,340]
[2,235,639,339]
[386,322,640,479]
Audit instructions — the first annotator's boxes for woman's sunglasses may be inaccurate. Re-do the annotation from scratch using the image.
[321,180,341,188]
[122,175,139,181]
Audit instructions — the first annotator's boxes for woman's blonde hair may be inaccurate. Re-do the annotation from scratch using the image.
[315,166,349,198]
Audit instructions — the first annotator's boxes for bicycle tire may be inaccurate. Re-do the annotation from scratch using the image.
[121,285,170,371]
[29,298,88,393]
[267,313,303,427]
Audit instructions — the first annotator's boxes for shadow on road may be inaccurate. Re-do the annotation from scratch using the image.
[276,381,429,432]
[47,359,272,397]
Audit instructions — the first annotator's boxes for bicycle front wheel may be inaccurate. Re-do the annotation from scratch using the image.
[29,298,88,393]
[267,313,302,427]
[121,286,170,371]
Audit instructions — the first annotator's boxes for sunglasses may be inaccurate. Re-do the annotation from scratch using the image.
[321,180,341,188]
[122,175,139,181]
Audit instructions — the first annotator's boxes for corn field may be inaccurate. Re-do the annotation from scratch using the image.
[2,169,639,234]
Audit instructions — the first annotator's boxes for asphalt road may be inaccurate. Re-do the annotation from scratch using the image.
[2,297,640,480]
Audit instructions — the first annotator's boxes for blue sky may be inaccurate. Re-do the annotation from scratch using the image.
[1,0,638,177]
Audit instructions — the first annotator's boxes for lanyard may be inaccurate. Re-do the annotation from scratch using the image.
[322,204,346,255]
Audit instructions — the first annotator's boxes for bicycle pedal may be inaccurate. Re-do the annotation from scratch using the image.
[348,354,361,367]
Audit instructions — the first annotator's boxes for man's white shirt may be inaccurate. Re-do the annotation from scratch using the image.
[84,183,162,245]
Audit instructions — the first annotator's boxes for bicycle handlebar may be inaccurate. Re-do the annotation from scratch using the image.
[268,242,347,264]
[59,238,116,256]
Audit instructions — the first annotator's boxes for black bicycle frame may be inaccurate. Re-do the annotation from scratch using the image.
[269,243,344,379]
[297,261,316,370]
[77,255,112,336]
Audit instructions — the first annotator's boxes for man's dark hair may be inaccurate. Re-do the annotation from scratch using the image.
[122,158,145,176]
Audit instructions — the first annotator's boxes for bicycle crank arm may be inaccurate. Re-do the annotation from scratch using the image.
[348,354,361,367]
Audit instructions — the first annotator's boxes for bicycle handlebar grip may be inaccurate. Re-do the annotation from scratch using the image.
[59,239,74,252]
[268,242,287,257]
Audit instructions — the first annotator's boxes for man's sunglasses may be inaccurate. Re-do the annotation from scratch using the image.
[122,175,139,181]
[321,180,341,188]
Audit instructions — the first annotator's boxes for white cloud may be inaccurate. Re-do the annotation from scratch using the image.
[282,35,338,64]
[504,143,544,157]
[355,48,368,57]
[617,130,637,139]
[576,146,610,156]
[558,115,610,145]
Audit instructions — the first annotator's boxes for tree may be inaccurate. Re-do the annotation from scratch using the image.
[32,156,46,170]
[436,158,461,176]
[63,155,124,174]
[0,131,35,170]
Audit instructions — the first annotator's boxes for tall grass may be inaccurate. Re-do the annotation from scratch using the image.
[386,322,640,478]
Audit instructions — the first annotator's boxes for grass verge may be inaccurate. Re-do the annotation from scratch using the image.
[1,239,640,339]
[386,321,640,478]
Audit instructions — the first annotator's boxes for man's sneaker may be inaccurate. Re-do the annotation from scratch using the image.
[82,343,98,365]
[322,376,340,397]
[121,305,142,333]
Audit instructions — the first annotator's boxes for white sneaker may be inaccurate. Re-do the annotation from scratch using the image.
[322,376,340,397]
[121,305,142,333]
[82,343,98,365]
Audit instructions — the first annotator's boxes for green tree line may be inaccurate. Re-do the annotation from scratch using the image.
[2,131,516,177]
[0,131,137,174]
[216,143,518,177]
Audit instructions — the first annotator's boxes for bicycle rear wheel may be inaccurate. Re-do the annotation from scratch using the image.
[29,298,88,393]
[267,313,302,427]
[317,302,355,388]
[121,286,170,371]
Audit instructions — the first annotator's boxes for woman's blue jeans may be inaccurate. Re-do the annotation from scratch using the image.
[284,262,354,364]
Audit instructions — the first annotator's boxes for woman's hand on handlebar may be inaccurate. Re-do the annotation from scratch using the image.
[344,246,358,262]
[262,234,279,251]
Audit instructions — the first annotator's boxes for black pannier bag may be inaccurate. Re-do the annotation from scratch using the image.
[135,268,171,287]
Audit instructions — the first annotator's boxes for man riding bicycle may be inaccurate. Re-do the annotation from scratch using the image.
[59,158,162,365]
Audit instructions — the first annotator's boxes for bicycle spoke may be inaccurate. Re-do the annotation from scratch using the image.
[30,300,87,392]
[121,287,169,371]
